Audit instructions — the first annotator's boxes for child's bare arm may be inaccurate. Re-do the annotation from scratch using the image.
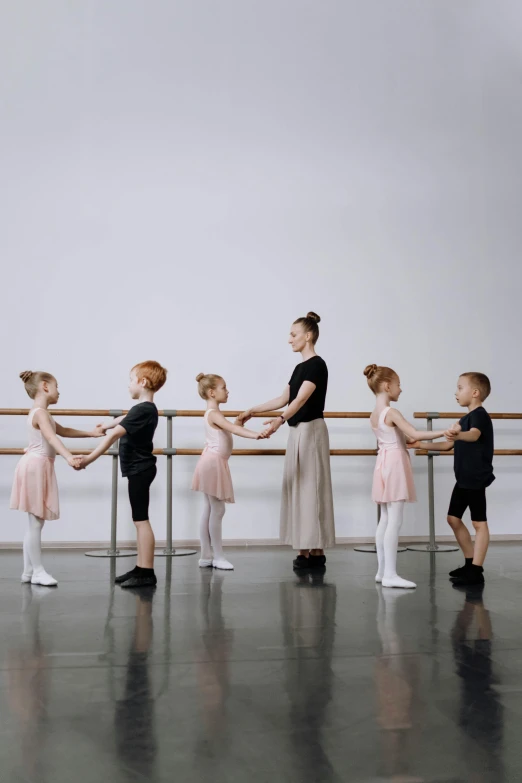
[210,411,265,440]
[79,426,126,467]
[386,409,447,441]
[33,410,79,466]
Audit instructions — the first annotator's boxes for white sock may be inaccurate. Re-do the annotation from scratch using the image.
[199,494,213,560]
[25,514,57,585]
[381,502,416,589]
[208,495,227,562]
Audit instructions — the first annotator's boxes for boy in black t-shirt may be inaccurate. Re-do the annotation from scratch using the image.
[78,361,167,587]
[410,373,494,586]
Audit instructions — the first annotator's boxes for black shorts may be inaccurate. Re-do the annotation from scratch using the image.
[128,465,157,522]
[448,484,487,522]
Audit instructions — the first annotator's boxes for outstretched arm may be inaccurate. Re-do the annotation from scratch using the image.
[33,410,80,467]
[209,411,266,440]
[408,439,455,451]
[79,425,127,468]
[236,386,290,425]
[386,409,448,441]
[55,422,105,439]
[261,381,316,437]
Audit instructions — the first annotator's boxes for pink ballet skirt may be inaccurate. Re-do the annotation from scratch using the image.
[191,448,235,503]
[191,410,235,503]
[371,407,417,504]
[10,453,60,521]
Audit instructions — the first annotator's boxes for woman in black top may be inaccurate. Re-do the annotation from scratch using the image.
[237,312,335,569]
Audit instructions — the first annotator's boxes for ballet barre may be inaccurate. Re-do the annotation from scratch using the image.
[411,412,522,554]
[0,408,377,559]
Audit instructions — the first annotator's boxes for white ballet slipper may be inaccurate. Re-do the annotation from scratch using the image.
[381,575,416,589]
[212,558,234,571]
[31,570,58,587]
[21,571,33,583]
[198,558,213,568]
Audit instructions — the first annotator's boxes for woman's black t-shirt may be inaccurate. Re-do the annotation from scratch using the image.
[119,402,159,477]
[287,356,328,427]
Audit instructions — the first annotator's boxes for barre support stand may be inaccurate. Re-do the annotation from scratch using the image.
[155,411,197,558]
[408,414,458,553]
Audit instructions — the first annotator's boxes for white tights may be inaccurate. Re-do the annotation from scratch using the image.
[199,494,226,561]
[375,502,416,589]
[23,513,46,574]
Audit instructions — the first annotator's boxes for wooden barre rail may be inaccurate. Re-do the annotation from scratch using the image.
[0,448,378,457]
[415,449,522,456]
[0,408,371,419]
[414,412,522,420]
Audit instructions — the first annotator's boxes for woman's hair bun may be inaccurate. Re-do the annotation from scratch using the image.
[306,311,321,323]
[195,373,205,383]
[364,364,378,379]
[20,371,33,383]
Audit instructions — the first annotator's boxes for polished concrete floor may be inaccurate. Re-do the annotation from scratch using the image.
[1,544,522,782]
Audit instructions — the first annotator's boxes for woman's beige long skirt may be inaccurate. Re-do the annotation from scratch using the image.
[280,418,336,550]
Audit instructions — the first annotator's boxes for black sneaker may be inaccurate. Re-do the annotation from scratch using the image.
[449,561,471,578]
[451,565,484,587]
[308,554,326,568]
[293,555,312,570]
[115,567,138,584]
[121,573,158,588]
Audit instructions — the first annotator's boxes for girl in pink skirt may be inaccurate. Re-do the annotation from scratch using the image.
[11,371,103,586]
[192,373,268,571]
[364,365,447,589]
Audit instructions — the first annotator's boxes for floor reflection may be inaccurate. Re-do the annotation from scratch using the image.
[7,586,54,783]
[375,587,424,783]
[280,568,337,781]
[114,585,158,780]
[451,585,505,782]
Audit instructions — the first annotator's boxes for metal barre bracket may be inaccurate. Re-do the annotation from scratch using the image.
[427,412,440,419]
[162,448,177,456]
[108,409,124,417]
[162,410,177,417]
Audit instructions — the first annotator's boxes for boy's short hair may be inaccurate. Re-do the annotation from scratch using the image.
[460,372,491,401]
[132,361,167,393]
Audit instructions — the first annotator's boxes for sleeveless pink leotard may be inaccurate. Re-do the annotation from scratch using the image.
[371,407,416,503]
[191,410,235,503]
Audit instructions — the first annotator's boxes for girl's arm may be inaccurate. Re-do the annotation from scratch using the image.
[446,428,481,443]
[260,381,316,437]
[55,422,105,438]
[79,425,127,468]
[408,439,455,452]
[100,415,126,432]
[33,410,81,467]
[236,386,290,425]
[209,411,265,440]
[386,409,447,441]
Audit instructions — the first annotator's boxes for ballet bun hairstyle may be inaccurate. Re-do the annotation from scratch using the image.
[364,364,398,395]
[19,370,56,400]
[293,311,321,344]
[196,373,223,400]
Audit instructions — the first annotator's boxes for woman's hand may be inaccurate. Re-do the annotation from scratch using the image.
[236,410,252,426]
[262,416,283,438]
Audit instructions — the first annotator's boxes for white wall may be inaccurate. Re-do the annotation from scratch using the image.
[1,1,521,545]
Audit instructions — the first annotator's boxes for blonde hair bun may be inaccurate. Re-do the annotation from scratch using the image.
[20,371,33,383]
[306,311,321,323]
[363,364,378,379]
[195,373,205,382]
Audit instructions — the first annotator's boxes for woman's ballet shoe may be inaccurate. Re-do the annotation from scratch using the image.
[31,570,58,587]
[21,571,33,583]
[199,558,213,568]
[212,558,234,571]
[381,575,416,589]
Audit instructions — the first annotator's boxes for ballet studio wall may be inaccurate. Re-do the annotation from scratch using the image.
[1,2,521,547]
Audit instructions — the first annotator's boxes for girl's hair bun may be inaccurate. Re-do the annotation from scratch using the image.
[363,364,378,379]
[306,311,321,323]
[195,373,205,382]
[20,371,33,383]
